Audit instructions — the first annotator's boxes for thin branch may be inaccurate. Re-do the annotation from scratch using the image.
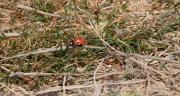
[0,47,63,62]
[63,75,67,96]
[128,57,167,78]
[16,4,61,17]
[0,32,22,37]
[0,45,103,62]
[9,72,103,77]
[93,59,104,96]
[35,79,146,95]
[110,52,179,64]
[131,54,179,64]
[0,66,11,73]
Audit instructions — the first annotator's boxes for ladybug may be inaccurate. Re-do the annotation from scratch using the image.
[71,37,86,46]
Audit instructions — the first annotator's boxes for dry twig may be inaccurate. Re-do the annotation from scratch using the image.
[93,59,104,96]
[9,72,103,77]
[63,75,67,96]
[35,79,146,95]
[16,4,61,17]
[0,45,104,62]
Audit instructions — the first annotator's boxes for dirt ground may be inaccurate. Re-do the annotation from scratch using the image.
[0,0,179,96]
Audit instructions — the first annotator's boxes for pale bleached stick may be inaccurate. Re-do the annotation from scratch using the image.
[10,72,52,77]
[63,76,67,96]
[16,4,61,17]
[35,79,146,95]
[109,52,179,64]
[93,59,104,95]
[131,53,179,64]
[0,47,63,62]
[0,32,22,37]
[10,72,103,77]
[0,66,11,73]
[0,45,104,62]
[10,71,127,83]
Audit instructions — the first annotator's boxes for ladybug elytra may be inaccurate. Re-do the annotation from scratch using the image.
[72,37,86,46]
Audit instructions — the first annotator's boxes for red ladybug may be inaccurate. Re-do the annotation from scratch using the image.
[72,37,86,46]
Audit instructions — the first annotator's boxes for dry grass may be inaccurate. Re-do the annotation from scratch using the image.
[0,0,180,96]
